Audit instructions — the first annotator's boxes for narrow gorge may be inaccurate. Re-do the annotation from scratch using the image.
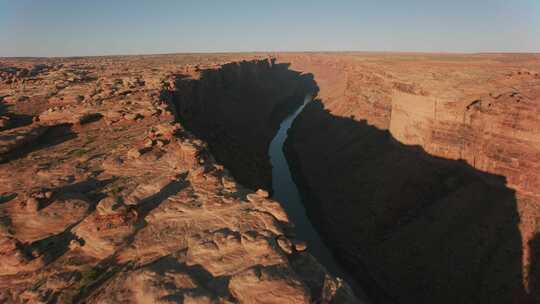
[167,54,540,304]
[165,59,368,299]
[0,55,362,303]
[2,52,539,303]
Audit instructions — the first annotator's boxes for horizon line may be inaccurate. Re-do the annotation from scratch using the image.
[2,49,540,60]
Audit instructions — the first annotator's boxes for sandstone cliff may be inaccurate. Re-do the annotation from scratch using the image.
[165,59,316,192]
[281,53,540,303]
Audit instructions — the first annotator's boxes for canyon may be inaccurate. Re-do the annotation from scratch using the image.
[282,53,540,303]
[0,52,539,303]
[0,54,357,303]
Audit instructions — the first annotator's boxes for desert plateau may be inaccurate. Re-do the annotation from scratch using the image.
[2,0,540,303]
[0,52,539,303]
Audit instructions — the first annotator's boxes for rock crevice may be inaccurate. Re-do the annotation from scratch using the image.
[165,58,317,192]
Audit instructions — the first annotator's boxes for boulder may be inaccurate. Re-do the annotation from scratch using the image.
[276,235,293,254]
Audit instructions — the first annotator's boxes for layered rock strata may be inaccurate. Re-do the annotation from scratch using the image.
[280,53,540,303]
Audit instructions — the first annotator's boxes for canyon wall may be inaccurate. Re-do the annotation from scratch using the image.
[11,53,538,303]
[280,53,540,303]
[0,55,358,303]
[166,59,316,191]
[166,53,540,303]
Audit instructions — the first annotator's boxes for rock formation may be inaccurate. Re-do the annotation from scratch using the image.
[166,59,316,191]
[0,55,357,303]
[280,53,540,303]
[1,52,539,304]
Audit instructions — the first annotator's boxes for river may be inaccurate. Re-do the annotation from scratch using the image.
[269,94,365,300]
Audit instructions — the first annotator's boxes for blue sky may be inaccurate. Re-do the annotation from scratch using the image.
[1,0,539,57]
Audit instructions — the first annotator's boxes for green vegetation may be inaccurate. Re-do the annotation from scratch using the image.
[80,266,101,287]
[69,148,90,157]
[108,184,123,198]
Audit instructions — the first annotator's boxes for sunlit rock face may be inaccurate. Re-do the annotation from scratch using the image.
[0,55,358,304]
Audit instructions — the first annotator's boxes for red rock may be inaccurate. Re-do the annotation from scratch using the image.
[276,235,294,254]
[25,198,40,212]
[278,53,540,303]
[126,148,141,159]
[293,239,308,252]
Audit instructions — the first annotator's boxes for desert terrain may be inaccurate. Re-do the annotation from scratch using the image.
[1,52,539,303]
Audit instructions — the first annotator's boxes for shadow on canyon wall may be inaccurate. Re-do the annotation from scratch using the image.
[165,60,538,303]
[530,234,540,303]
[167,59,316,191]
[285,99,538,303]
[0,97,6,115]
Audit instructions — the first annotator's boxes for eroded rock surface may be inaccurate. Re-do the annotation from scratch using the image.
[0,55,358,303]
[4,52,538,304]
